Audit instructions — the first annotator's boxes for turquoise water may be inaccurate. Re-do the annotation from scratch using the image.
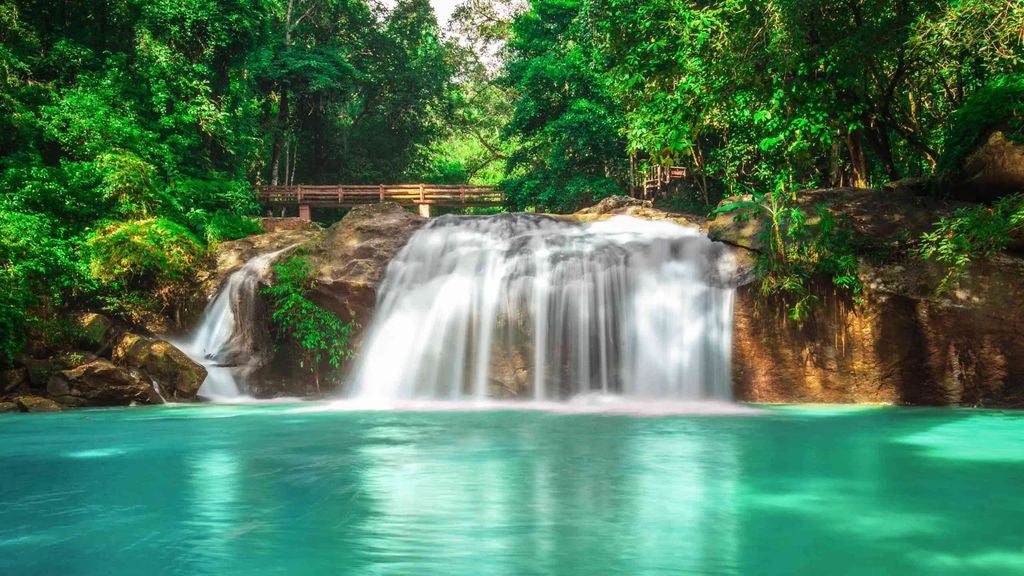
[1,405,1023,575]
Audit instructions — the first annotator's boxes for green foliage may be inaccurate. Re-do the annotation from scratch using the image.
[0,211,77,365]
[717,194,863,322]
[0,0,457,360]
[919,194,1024,293]
[940,74,1024,175]
[87,218,203,321]
[262,255,353,389]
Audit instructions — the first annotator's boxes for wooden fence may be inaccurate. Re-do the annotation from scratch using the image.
[258,184,502,219]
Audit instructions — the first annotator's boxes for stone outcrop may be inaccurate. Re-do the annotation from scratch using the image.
[305,203,425,339]
[46,359,160,407]
[720,188,1024,407]
[112,332,207,401]
[200,227,321,298]
[573,195,705,228]
[951,131,1024,202]
[15,395,62,413]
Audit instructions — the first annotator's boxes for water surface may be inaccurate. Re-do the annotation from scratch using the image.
[1,405,1022,575]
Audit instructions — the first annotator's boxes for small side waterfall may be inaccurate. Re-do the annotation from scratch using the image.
[176,247,291,399]
[348,214,738,402]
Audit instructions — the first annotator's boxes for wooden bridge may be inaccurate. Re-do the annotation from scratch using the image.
[258,184,503,219]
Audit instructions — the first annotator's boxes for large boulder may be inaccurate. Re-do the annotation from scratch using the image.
[573,195,704,228]
[200,227,321,299]
[951,131,1024,202]
[306,203,425,339]
[47,359,160,407]
[14,395,62,413]
[730,188,1024,407]
[112,332,207,401]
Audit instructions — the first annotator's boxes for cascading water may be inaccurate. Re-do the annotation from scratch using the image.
[175,247,292,400]
[347,214,739,403]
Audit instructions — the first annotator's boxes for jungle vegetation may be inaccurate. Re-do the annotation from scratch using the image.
[0,0,1021,362]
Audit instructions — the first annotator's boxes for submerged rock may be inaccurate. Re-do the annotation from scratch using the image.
[47,360,160,407]
[15,395,62,413]
[0,401,18,413]
[112,333,207,401]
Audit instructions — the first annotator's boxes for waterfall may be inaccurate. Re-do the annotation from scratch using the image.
[175,247,292,400]
[348,214,738,402]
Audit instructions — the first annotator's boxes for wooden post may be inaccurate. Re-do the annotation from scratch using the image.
[337,185,343,204]
[460,185,466,203]
[418,204,431,218]
[419,183,425,203]
[379,184,384,203]
[298,203,311,221]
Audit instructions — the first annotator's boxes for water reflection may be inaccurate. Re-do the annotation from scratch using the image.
[353,416,741,574]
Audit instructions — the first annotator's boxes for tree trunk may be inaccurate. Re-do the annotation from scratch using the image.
[846,130,869,189]
[270,89,288,186]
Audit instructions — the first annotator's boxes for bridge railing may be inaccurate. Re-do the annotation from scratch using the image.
[257,184,503,207]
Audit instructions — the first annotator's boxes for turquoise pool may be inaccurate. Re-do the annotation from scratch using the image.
[1,404,1022,575]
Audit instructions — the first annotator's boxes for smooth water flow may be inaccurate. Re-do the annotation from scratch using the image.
[175,247,291,399]
[349,214,738,402]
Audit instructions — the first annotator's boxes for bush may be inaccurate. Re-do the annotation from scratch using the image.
[0,211,77,364]
[716,193,863,322]
[87,218,203,319]
[920,194,1024,293]
[940,74,1024,176]
[262,255,353,390]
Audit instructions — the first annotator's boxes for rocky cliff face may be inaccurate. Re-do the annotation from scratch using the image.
[217,204,423,397]
[711,188,1024,407]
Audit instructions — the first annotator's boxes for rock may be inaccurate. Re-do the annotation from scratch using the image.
[730,187,1024,407]
[572,195,704,228]
[112,333,207,401]
[706,195,765,251]
[883,177,932,196]
[47,360,160,407]
[575,195,651,215]
[15,395,62,413]
[201,228,321,299]
[307,203,424,337]
[952,131,1024,202]
[0,368,30,396]
[261,217,320,233]
[0,401,18,412]
[72,312,119,354]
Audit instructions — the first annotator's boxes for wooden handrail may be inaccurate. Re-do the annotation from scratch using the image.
[257,184,503,208]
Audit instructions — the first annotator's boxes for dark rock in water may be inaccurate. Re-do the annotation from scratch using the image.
[112,333,207,401]
[15,395,62,413]
[0,401,18,413]
[47,360,160,407]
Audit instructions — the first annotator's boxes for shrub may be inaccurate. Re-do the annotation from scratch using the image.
[940,74,1024,176]
[919,194,1024,293]
[87,218,203,319]
[262,255,354,390]
[716,192,863,322]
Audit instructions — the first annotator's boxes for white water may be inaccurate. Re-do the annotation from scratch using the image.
[174,247,292,400]
[348,214,738,402]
